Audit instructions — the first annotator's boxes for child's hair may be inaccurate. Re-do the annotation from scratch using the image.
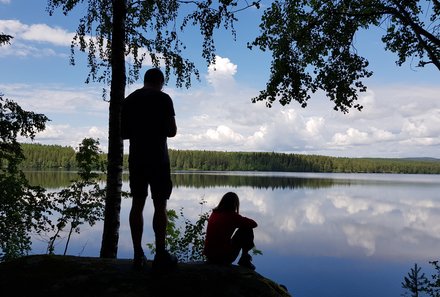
[213,192,240,213]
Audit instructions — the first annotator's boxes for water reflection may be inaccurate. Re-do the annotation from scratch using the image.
[26,170,345,189]
[173,172,340,189]
[28,171,440,260]
[27,171,440,297]
[24,170,80,188]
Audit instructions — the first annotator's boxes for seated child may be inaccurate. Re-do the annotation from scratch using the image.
[204,192,258,270]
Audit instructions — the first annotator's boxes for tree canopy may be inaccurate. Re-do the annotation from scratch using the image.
[47,0,261,88]
[250,0,439,112]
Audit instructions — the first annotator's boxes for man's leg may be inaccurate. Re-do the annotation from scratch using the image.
[152,198,177,270]
[130,194,147,257]
[152,198,167,252]
[150,167,177,270]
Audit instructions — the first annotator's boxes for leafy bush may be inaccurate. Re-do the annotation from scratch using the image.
[148,200,209,262]
[0,95,50,261]
[46,138,106,255]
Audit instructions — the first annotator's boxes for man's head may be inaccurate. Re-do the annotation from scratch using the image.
[144,68,165,90]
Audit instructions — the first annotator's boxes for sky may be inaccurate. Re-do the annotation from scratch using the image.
[1,0,439,158]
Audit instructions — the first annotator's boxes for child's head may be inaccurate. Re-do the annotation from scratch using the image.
[214,192,240,213]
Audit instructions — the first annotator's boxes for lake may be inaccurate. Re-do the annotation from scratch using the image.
[27,171,440,297]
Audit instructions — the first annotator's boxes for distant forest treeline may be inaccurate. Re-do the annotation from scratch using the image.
[20,143,440,174]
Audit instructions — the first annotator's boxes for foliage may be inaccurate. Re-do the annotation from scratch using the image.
[0,95,51,261]
[400,261,440,297]
[46,138,106,255]
[20,143,440,174]
[250,0,439,112]
[147,200,210,262]
[402,263,429,297]
[21,143,76,169]
[0,33,13,46]
[169,150,440,174]
[424,261,440,297]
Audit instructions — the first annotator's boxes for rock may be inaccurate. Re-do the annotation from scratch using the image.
[0,255,291,297]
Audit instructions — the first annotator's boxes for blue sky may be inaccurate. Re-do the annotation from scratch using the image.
[1,0,439,158]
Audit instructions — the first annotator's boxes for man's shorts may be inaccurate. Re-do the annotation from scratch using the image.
[128,161,172,200]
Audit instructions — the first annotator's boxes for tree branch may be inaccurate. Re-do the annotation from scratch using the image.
[232,0,261,13]
[389,0,440,47]
[0,34,13,46]
[177,0,261,13]
[389,0,440,70]
[328,2,439,49]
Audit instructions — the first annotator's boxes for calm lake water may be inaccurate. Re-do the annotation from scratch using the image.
[27,171,440,297]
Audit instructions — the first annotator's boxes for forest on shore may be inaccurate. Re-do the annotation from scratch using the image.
[19,143,440,174]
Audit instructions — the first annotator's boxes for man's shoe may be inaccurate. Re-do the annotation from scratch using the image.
[133,251,148,270]
[153,250,178,272]
[238,253,256,270]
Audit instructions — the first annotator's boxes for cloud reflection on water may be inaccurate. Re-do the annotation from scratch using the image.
[30,172,440,264]
[223,173,440,262]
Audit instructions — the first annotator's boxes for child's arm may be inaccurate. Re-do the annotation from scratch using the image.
[236,214,258,228]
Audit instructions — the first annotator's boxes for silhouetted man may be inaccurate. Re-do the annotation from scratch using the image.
[122,68,177,270]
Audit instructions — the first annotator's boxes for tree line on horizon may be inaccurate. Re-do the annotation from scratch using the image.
[20,143,440,174]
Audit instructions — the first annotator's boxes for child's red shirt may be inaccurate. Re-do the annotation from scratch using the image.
[204,210,257,262]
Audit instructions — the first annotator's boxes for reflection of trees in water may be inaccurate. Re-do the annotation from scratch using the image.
[24,171,79,188]
[172,173,346,189]
[24,171,107,189]
[25,171,355,190]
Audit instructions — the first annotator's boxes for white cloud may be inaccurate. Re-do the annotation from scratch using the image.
[20,23,74,46]
[0,42,59,57]
[402,119,429,137]
[1,83,106,114]
[0,19,24,33]
[0,20,75,57]
[207,55,237,88]
[1,83,109,150]
[399,137,440,146]
[32,124,108,151]
[205,125,244,142]
[34,124,70,140]
[0,20,75,46]
[0,20,74,46]
[88,126,107,140]
[168,77,440,157]
[305,117,325,136]
[330,128,370,146]
[0,0,11,4]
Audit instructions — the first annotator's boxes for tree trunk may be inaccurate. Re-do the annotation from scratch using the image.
[100,0,126,258]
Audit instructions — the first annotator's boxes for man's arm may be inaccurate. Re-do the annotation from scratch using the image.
[168,116,177,137]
